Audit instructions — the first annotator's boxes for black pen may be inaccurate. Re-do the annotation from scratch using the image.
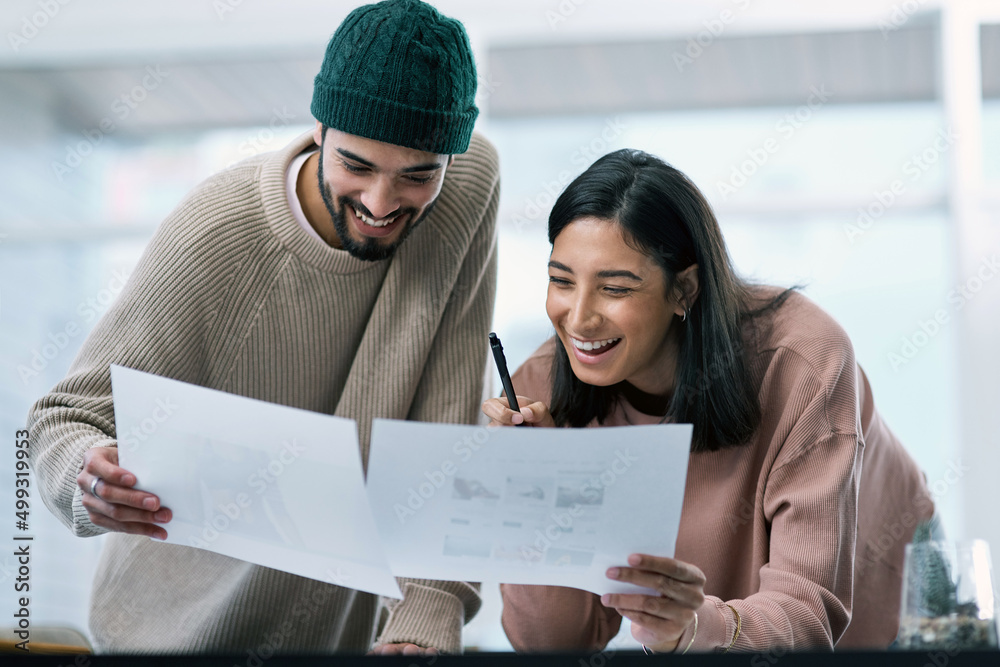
[489,332,526,426]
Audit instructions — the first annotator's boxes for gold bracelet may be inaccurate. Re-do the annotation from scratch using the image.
[681,612,699,654]
[640,612,698,655]
[724,604,742,653]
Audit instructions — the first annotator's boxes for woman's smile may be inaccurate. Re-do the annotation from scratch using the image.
[568,336,623,364]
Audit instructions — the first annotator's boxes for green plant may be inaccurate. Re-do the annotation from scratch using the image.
[911,518,959,617]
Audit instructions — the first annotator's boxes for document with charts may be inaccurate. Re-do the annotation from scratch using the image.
[366,419,691,596]
[111,365,402,598]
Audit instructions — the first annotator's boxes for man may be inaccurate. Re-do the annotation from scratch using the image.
[27,0,498,655]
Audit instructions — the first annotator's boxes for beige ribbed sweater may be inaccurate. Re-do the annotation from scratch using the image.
[500,290,933,652]
[27,131,500,654]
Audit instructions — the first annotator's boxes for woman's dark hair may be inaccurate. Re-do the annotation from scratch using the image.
[547,148,792,452]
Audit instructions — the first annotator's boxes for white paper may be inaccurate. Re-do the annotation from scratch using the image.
[111,365,402,598]
[366,419,691,596]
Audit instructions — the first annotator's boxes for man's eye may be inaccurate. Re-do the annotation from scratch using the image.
[406,174,434,184]
[342,162,367,173]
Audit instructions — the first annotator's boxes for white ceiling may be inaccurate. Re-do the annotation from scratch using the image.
[3,0,997,138]
[0,0,964,67]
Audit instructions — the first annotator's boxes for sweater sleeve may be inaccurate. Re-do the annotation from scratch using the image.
[25,172,247,537]
[376,139,500,654]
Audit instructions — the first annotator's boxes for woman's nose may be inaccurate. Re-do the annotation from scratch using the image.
[568,294,603,333]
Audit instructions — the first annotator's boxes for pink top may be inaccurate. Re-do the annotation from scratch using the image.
[500,290,933,652]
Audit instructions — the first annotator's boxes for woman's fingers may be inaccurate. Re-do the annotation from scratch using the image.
[601,554,703,653]
[605,554,706,609]
[626,553,706,585]
[619,608,689,652]
[481,396,553,427]
[607,571,704,608]
[520,399,555,427]
[602,593,675,616]
[481,397,517,425]
[617,606,692,635]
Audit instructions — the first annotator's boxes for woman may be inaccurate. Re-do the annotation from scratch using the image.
[483,149,933,652]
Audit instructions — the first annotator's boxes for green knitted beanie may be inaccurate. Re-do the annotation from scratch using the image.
[312,0,479,154]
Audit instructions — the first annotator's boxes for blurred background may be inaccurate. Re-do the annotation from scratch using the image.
[1,0,999,653]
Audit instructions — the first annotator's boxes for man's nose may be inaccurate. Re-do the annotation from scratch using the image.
[359,178,400,220]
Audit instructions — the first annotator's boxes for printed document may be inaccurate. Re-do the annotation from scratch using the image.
[112,367,692,598]
[366,419,691,596]
[111,365,402,598]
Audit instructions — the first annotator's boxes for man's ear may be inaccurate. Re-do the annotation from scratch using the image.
[673,263,700,315]
[447,154,455,167]
[313,121,324,147]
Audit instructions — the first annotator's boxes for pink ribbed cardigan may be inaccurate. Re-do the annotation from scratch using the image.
[501,290,932,652]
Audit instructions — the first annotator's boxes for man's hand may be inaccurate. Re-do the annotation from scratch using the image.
[368,643,440,656]
[77,446,172,539]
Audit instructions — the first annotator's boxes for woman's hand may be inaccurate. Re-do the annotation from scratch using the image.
[78,446,172,540]
[481,396,555,427]
[601,553,706,652]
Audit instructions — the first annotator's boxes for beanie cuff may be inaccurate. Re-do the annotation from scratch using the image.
[312,82,478,155]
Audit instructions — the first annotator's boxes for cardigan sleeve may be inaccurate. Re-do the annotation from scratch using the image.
[500,332,862,653]
[376,137,500,654]
[658,343,862,653]
[691,438,859,651]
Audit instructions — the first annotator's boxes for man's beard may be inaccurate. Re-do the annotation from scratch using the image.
[316,138,437,262]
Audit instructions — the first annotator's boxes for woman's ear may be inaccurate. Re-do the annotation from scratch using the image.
[673,264,700,316]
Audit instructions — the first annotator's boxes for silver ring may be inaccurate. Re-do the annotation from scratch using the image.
[90,477,102,499]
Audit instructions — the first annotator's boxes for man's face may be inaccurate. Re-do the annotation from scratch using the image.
[313,123,451,261]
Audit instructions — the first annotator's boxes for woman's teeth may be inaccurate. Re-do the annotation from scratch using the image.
[571,337,620,351]
[354,207,396,228]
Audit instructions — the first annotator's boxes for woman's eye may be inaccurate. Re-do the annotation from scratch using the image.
[604,287,632,296]
[548,276,571,286]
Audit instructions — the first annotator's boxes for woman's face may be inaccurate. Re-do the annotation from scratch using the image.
[546,217,684,397]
